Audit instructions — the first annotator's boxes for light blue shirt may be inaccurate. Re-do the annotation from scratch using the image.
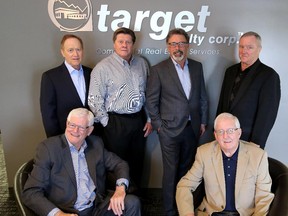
[171,58,191,99]
[69,141,96,211]
[48,139,96,216]
[65,61,86,105]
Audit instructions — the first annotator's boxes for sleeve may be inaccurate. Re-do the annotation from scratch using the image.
[198,63,208,125]
[88,65,109,126]
[176,147,204,215]
[145,66,162,130]
[143,59,151,122]
[22,142,59,216]
[250,71,281,148]
[103,147,130,180]
[40,72,62,137]
[216,69,230,116]
[253,151,274,215]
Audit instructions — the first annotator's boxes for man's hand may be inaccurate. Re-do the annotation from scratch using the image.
[199,124,206,136]
[108,186,126,215]
[143,122,153,137]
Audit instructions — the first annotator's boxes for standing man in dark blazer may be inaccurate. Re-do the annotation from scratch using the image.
[40,34,92,137]
[146,28,208,216]
[22,108,141,216]
[217,31,281,149]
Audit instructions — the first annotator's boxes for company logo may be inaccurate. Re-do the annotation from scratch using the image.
[48,0,93,32]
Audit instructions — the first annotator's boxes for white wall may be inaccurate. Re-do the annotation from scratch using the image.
[0,0,287,187]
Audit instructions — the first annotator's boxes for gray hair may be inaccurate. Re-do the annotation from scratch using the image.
[166,28,190,44]
[214,113,240,130]
[67,108,94,126]
[240,31,262,48]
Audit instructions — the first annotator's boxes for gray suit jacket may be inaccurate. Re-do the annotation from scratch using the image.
[146,58,208,137]
[176,141,274,216]
[22,135,129,216]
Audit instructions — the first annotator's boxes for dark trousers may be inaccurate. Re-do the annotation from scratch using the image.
[78,205,94,216]
[159,123,198,216]
[93,193,141,216]
[76,193,140,216]
[212,211,240,216]
[103,111,146,188]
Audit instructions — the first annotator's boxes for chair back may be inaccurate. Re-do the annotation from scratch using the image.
[267,157,288,216]
[13,159,37,216]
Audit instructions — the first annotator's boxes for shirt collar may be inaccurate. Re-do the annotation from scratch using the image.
[171,57,188,68]
[239,58,260,73]
[66,136,87,153]
[222,145,239,161]
[113,52,135,66]
[64,61,83,74]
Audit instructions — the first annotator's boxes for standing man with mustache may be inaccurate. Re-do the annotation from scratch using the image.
[146,28,208,216]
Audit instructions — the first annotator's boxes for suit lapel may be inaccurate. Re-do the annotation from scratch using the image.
[234,142,249,197]
[230,61,260,110]
[60,63,84,106]
[84,137,97,185]
[187,60,194,100]
[166,59,189,99]
[83,67,91,106]
[60,135,77,188]
[212,144,226,198]
[224,67,238,110]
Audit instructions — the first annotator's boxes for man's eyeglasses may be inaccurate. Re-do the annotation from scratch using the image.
[168,42,189,47]
[67,121,90,132]
[215,128,239,136]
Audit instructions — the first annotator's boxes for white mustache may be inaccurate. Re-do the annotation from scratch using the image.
[173,50,183,55]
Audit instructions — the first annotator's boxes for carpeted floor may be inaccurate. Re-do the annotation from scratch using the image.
[141,188,165,215]
[0,133,18,215]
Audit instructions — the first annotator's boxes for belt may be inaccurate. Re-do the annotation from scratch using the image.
[212,211,240,216]
[108,110,142,118]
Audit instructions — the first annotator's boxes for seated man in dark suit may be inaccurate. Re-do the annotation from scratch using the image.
[22,108,140,216]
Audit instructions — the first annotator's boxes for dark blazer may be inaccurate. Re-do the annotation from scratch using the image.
[217,59,281,148]
[40,63,92,137]
[22,135,129,215]
[146,58,208,138]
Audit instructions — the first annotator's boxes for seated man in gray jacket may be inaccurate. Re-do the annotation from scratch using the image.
[22,108,140,216]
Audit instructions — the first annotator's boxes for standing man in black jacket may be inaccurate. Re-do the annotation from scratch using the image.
[40,34,92,137]
[217,31,281,149]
